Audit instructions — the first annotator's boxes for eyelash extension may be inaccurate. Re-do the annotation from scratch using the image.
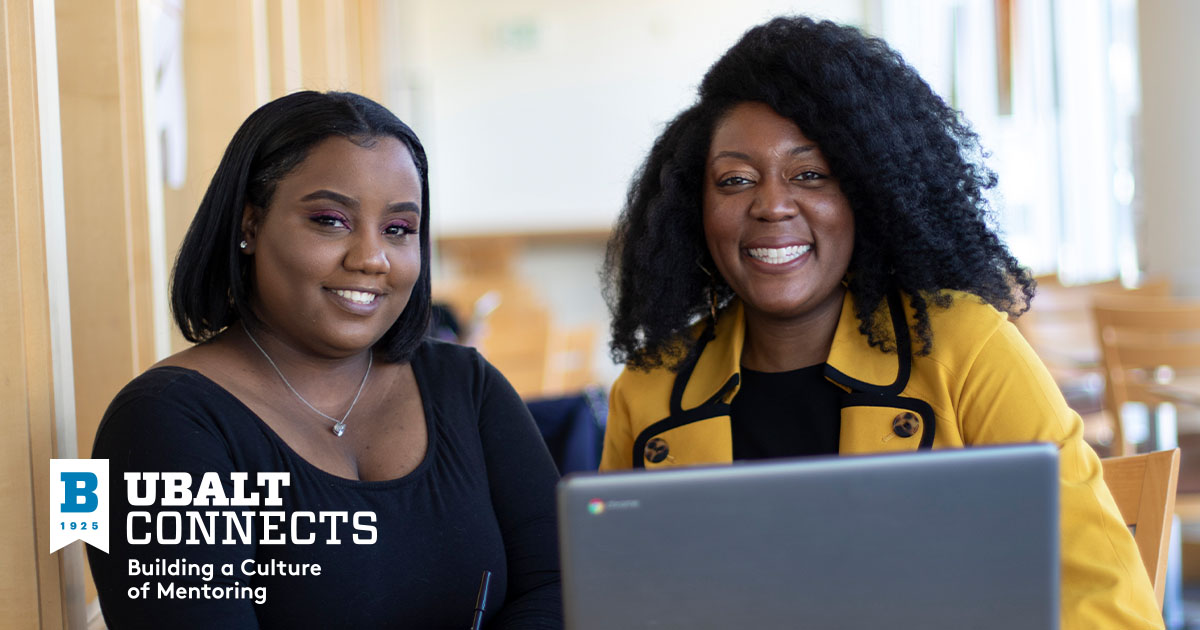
[385,223,419,236]
[310,212,349,228]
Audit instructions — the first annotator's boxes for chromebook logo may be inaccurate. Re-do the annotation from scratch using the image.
[587,498,640,515]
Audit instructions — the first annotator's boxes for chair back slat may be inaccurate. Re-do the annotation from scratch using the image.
[1101,448,1180,608]
[1015,276,1172,454]
[1092,296,1200,454]
[1112,345,1200,371]
[1093,298,1200,328]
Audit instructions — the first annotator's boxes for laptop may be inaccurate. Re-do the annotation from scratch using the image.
[558,443,1059,630]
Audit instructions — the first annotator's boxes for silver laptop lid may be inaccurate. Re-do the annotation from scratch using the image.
[558,443,1059,630]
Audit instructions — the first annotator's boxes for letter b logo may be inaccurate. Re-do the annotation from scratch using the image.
[50,459,109,554]
[61,472,99,512]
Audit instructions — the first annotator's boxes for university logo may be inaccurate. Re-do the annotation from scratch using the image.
[50,459,109,554]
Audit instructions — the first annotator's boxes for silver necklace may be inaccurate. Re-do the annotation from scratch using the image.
[244,329,372,437]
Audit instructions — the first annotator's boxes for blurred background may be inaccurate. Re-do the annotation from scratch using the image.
[3,0,1200,628]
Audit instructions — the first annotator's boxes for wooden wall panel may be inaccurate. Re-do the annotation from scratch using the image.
[162,0,262,354]
[0,0,72,627]
[0,0,46,620]
[266,0,301,98]
[56,0,152,456]
[354,0,381,101]
[55,0,152,614]
[294,0,380,96]
[297,0,343,90]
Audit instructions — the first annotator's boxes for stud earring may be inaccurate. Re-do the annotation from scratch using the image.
[239,240,248,250]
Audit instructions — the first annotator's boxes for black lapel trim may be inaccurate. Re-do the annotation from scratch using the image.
[669,320,717,416]
[633,373,740,469]
[825,289,912,397]
[841,393,936,449]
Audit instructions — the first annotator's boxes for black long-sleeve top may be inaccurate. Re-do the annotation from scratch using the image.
[88,340,563,629]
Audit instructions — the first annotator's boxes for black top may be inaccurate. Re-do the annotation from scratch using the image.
[730,364,842,460]
[88,340,562,629]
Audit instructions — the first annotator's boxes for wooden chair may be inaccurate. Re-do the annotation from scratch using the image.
[1015,275,1170,453]
[1101,448,1180,607]
[1092,296,1200,455]
[1016,275,1124,380]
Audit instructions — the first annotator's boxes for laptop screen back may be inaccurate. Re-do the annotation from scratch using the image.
[558,444,1059,630]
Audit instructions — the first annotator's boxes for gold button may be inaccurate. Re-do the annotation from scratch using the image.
[644,437,669,463]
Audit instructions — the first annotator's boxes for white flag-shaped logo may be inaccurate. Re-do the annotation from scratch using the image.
[50,459,109,553]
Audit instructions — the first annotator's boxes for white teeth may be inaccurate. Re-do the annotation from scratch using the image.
[746,245,810,264]
[332,289,377,305]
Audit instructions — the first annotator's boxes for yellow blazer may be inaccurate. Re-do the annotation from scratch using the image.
[600,290,1164,630]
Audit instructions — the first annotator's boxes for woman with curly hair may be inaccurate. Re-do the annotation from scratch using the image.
[600,16,1161,630]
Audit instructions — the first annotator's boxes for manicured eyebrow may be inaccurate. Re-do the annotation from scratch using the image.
[387,201,421,216]
[711,150,752,164]
[300,189,359,208]
[710,145,817,165]
[300,190,421,215]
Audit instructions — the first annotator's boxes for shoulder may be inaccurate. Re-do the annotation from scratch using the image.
[103,366,229,420]
[612,318,710,392]
[612,362,675,396]
[94,367,243,460]
[909,289,1035,378]
[614,357,681,388]
[609,361,676,426]
[920,290,1011,349]
[411,337,487,381]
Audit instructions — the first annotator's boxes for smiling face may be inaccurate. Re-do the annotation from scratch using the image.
[702,102,855,326]
[241,135,423,358]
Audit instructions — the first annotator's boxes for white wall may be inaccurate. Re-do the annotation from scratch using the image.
[384,0,864,236]
[1139,0,1200,297]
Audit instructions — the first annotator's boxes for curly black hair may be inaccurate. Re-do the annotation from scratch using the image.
[603,15,1034,371]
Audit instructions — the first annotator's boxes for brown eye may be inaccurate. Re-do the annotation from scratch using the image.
[717,176,753,187]
[792,171,825,181]
[310,213,348,228]
[383,222,417,237]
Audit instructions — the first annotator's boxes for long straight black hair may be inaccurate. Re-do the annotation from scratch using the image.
[171,90,432,362]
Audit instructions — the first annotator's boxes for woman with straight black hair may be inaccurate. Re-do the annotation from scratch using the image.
[601,16,1161,630]
[89,91,562,629]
